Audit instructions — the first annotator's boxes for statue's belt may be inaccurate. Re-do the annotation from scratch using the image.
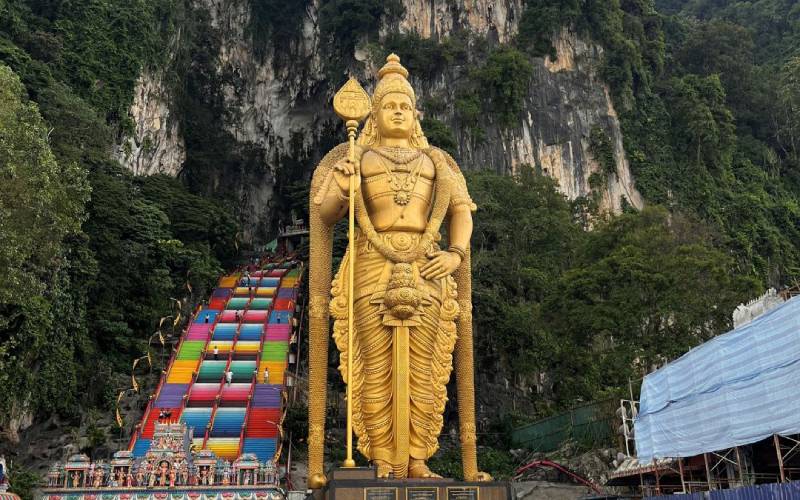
[354,229,440,253]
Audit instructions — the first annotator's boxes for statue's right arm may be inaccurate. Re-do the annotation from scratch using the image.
[318,158,359,226]
[318,180,349,225]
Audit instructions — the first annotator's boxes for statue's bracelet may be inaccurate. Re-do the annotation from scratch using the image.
[448,245,467,261]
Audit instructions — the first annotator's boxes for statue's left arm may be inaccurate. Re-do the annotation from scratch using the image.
[434,149,492,481]
[447,205,473,254]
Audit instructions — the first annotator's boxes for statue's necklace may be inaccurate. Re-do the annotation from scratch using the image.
[373,145,423,164]
[377,155,424,206]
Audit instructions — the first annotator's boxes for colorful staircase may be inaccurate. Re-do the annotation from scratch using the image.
[128,260,303,465]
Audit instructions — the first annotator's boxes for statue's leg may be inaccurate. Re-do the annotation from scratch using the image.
[407,299,450,479]
[354,296,394,472]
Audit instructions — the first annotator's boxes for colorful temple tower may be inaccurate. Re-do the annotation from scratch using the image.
[42,259,303,500]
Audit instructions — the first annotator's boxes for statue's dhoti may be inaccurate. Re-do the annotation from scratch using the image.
[330,230,460,476]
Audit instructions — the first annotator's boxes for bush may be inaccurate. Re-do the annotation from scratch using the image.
[319,0,404,64]
[473,46,534,127]
[422,117,457,157]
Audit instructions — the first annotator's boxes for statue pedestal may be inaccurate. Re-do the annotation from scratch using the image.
[324,468,511,500]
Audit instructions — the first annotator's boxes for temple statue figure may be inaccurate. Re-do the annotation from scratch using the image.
[308,54,490,486]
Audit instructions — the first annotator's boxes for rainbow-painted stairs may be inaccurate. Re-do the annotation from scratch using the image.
[129,262,302,463]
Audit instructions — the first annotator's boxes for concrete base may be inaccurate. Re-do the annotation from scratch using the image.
[324,469,511,500]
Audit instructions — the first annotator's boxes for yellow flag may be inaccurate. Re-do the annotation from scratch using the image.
[132,356,141,392]
[115,391,125,427]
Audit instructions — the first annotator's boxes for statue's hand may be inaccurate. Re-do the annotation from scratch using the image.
[420,250,462,280]
[332,158,361,196]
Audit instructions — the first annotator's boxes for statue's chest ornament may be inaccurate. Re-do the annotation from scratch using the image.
[355,147,452,265]
[374,147,425,206]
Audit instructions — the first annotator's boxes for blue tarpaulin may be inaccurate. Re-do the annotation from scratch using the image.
[635,295,800,463]
[646,481,800,499]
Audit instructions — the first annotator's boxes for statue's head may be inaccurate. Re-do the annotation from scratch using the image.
[376,92,415,139]
[358,54,429,148]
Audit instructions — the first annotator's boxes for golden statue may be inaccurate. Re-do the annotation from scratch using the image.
[307,54,490,487]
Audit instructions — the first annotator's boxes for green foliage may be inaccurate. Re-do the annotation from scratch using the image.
[8,467,41,500]
[382,31,467,79]
[1,0,176,124]
[467,172,756,408]
[0,63,88,303]
[542,207,757,402]
[454,92,484,141]
[319,0,404,65]
[778,56,800,165]
[427,447,464,480]
[0,63,90,416]
[468,171,582,377]
[517,0,581,58]
[421,117,457,157]
[472,46,534,127]
[477,448,517,480]
[248,0,308,61]
[0,2,241,428]
[515,0,800,284]
[588,126,617,177]
[660,0,800,64]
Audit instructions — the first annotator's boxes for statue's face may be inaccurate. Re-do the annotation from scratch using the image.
[376,92,415,139]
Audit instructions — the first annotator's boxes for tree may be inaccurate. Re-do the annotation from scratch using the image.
[0,62,88,304]
[0,62,89,417]
[541,207,757,403]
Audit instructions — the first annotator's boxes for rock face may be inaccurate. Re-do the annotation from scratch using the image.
[397,0,524,43]
[513,481,590,500]
[119,0,642,241]
[115,69,186,176]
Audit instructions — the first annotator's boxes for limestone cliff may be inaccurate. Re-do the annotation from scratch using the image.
[119,0,642,240]
[115,69,186,176]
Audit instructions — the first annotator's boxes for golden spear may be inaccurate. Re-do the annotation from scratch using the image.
[332,77,370,468]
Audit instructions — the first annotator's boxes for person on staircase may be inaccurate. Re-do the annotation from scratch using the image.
[263,367,270,384]
[225,370,233,386]
[213,345,219,360]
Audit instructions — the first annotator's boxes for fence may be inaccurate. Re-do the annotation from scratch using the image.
[511,399,617,452]
[647,481,800,499]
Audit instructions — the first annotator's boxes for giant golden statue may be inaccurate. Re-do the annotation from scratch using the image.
[307,54,490,487]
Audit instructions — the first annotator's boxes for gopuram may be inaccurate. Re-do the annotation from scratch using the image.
[307,55,510,499]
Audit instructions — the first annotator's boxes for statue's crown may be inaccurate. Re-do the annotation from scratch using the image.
[378,53,408,79]
[373,53,415,109]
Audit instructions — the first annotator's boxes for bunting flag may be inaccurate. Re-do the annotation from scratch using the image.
[115,391,125,427]
[131,354,152,393]
[131,366,139,393]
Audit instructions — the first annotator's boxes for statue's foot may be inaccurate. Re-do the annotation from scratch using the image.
[466,471,493,482]
[375,460,392,479]
[408,459,442,479]
[308,473,328,489]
